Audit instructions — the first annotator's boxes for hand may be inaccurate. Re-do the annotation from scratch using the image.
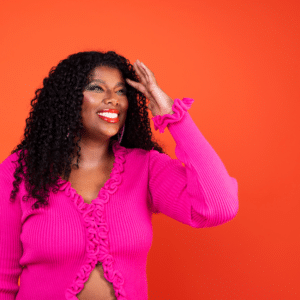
[126,60,174,116]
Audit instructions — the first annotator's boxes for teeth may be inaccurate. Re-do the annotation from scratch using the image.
[98,112,118,118]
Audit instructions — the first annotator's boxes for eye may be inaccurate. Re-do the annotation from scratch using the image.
[117,89,127,95]
[85,85,103,92]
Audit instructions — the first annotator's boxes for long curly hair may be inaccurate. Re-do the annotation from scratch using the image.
[10,51,165,209]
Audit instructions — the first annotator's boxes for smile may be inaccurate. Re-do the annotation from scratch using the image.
[97,110,119,123]
[98,112,118,118]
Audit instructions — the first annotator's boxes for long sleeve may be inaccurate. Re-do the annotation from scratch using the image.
[0,155,23,300]
[148,98,239,228]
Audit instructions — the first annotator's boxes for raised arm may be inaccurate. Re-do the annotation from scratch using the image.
[148,98,238,228]
[126,60,238,228]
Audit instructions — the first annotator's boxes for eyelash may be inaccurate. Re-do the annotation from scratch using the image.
[86,85,126,95]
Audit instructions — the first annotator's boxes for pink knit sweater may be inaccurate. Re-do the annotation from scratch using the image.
[0,98,238,300]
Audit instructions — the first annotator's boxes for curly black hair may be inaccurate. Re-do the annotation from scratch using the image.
[10,51,165,209]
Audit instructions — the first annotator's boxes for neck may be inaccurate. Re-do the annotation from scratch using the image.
[72,134,114,169]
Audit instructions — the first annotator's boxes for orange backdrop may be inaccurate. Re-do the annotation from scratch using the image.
[0,0,299,299]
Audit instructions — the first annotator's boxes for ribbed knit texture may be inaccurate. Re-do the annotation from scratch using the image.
[0,98,239,300]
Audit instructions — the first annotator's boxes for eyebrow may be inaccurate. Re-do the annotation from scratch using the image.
[90,79,126,87]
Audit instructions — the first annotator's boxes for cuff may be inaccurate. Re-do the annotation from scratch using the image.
[152,98,194,133]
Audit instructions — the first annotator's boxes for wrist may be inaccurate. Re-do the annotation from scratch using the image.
[151,97,174,116]
[152,108,174,116]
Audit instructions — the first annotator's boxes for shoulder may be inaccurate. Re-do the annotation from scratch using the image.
[119,147,149,166]
[123,145,164,158]
[126,147,149,157]
[114,141,149,159]
[124,146,171,167]
[0,150,21,182]
[114,141,171,168]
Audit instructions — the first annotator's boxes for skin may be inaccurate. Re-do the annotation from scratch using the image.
[74,60,174,169]
[126,60,174,117]
[71,61,175,299]
[75,66,129,169]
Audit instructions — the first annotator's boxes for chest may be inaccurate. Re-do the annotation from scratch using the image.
[20,154,154,265]
[67,161,115,204]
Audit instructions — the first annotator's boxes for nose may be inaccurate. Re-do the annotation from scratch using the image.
[104,90,119,106]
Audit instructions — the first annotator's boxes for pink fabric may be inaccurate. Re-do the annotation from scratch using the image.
[0,98,239,300]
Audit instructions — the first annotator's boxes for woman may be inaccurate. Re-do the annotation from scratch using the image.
[0,51,239,300]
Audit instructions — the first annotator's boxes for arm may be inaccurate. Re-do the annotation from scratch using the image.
[148,98,238,228]
[126,60,238,228]
[0,156,23,299]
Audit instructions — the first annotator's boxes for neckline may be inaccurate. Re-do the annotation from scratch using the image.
[57,140,124,205]
[64,139,128,299]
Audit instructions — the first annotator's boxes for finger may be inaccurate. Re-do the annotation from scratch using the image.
[136,60,148,76]
[135,60,151,82]
[126,78,140,89]
[133,62,147,84]
[126,78,155,101]
[134,61,148,83]
[126,78,147,95]
[136,61,150,82]
[140,61,150,73]
[139,61,155,83]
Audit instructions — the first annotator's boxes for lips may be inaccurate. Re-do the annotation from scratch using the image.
[97,109,120,123]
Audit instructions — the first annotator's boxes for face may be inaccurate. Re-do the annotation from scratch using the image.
[81,66,129,140]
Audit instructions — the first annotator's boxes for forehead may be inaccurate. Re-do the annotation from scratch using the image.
[89,66,124,82]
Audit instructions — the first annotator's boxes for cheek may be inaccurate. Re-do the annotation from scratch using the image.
[80,98,95,122]
[82,95,92,104]
[124,98,129,111]
[81,95,96,112]
[82,91,97,103]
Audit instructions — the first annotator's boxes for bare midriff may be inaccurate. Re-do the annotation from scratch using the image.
[76,263,117,300]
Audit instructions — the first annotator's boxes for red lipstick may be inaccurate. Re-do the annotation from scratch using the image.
[97,109,120,123]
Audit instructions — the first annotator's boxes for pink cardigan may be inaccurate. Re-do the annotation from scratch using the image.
[0,98,239,300]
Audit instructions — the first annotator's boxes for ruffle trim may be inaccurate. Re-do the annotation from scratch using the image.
[152,98,194,133]
[59,141,128,300]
